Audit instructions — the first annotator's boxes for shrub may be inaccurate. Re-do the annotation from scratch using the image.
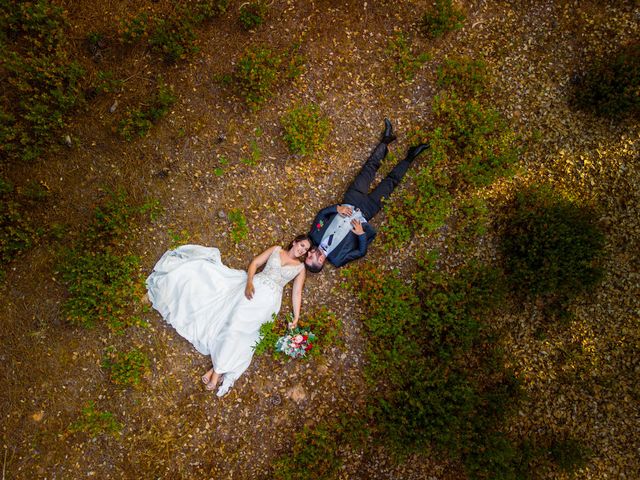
[239,1,268,30]
[102,346,150,388]
[498,185,605,318]
[549,436,591,472]
[430,92,519,187]
[253,318,281,356]
[437,56,488,97]
[302,307,344,355]
[168,228,191,248]
[572,42,640,118]
[59,190,152,332]
[381,163,452,249]
[149,16,198,62]
[118,80,176,141]
[119,12,154,44]
[281,103,331,156]
[69,402,122,437]
[386,31,430,83]
[1,0,85,162]
[0,179,42,280]
[272,421,345,480]
[421,0,465,39]
[230,44,304,109]
[228,208,248,243]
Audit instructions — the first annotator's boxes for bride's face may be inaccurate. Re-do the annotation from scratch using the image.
[292,239,311,258]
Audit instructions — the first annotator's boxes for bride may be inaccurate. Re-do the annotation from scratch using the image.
[146,234,311,397]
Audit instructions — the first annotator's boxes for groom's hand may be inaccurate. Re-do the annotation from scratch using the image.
[351,219,365,235]
[337,205,353,217]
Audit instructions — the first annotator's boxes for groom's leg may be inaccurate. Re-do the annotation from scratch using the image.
[343,142,388,198]
[366,157,413,216]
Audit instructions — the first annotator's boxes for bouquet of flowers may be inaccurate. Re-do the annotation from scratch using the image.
[275,327,317,359]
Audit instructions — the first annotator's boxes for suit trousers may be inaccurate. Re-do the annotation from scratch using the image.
[342,142,412,220]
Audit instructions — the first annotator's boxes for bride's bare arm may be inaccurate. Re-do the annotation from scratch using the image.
[289,268,306,328]
[245,246,278,299]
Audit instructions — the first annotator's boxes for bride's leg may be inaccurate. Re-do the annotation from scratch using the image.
[201,368,214,384]
[205,371,221,391]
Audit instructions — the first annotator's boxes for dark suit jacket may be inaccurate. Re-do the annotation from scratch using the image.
[309,205,376,267]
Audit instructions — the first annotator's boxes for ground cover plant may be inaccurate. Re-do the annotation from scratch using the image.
[437,56,488,98]
[59,190,156,332]
[0,0,85,162]
[239,0,269,31]
[498,184,605,320]
[68,402,123,438]
[117,79,176,141]
[102,346,151,388]
[281,103,331,156]
[421,0,465,39]
[385,31,430,83]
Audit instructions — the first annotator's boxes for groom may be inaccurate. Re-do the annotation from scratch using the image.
[305,119,428,272]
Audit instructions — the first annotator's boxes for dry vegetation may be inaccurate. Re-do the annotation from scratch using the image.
[1,0,638,479]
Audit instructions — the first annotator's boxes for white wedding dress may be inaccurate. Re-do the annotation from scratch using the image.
[146,244,303,396]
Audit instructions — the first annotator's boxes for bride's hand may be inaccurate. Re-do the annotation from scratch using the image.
[288,319,298,330]
[244,281,255,300]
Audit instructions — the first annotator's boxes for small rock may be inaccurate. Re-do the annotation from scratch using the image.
[286,384,306,403]
[109,100,119,113]
[218,210,226,219]
[64,135,72,147]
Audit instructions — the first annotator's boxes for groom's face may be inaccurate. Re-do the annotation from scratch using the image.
[304,247,326,268]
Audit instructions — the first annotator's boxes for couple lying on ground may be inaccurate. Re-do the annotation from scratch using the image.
[145,119,428,396]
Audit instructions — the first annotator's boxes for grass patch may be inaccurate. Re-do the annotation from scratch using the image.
[0,0,85,162]
[117,79,176,141]
[227,44,305,110]
[228,208,249,243]
[437,56,488,97]
[59,190,157,333]
[69,402,122,437]
[281,103,331,156]
[239,0,269,30]
[386,31,430,83]
[102,346,150,388]
[421,0,465,39]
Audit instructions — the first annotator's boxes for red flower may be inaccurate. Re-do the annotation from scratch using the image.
[302,335,308,341]
[305,344,312,351]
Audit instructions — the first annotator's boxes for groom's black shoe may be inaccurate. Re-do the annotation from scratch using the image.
[381,118,397,145]
[406,143,429,162]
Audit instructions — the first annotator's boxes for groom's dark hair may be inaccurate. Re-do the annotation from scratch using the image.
[305,261,324,274]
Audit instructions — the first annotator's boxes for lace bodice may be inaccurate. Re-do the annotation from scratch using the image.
[255,247,303,290]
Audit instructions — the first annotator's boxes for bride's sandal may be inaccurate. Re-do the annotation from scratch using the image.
[201,368,214,385]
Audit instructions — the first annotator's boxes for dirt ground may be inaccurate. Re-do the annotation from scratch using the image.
[1,0,639,478]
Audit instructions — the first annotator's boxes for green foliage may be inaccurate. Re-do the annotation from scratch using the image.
[342,260,532,478]
[213,154,229,176]
[386,31,430,82]
[253,318,281,356]
[69,402,122,437]
[498,185,605,318]
[119,12,153,44]
[59,190,151,332]
[119,1,228,60]
[382,164,452,249]
[303,307,344,355]
[437,56,488,97]
[228,208,249,243]
[239,1,269,30]
[230,44,304,109]
[168,228,191,248]
[94,70,123,94]
[241,139,262,166]
[118,80,176,141]
[448,195,490,254]
[421,0,465,38]
[149,15,198,63]
[431,92,519,187]
[272,421,344,480]
[0,179,42,281]
[102,346,150,388]
[572,42,640,118]
[280,103,331,156]
[0,0,85,162]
